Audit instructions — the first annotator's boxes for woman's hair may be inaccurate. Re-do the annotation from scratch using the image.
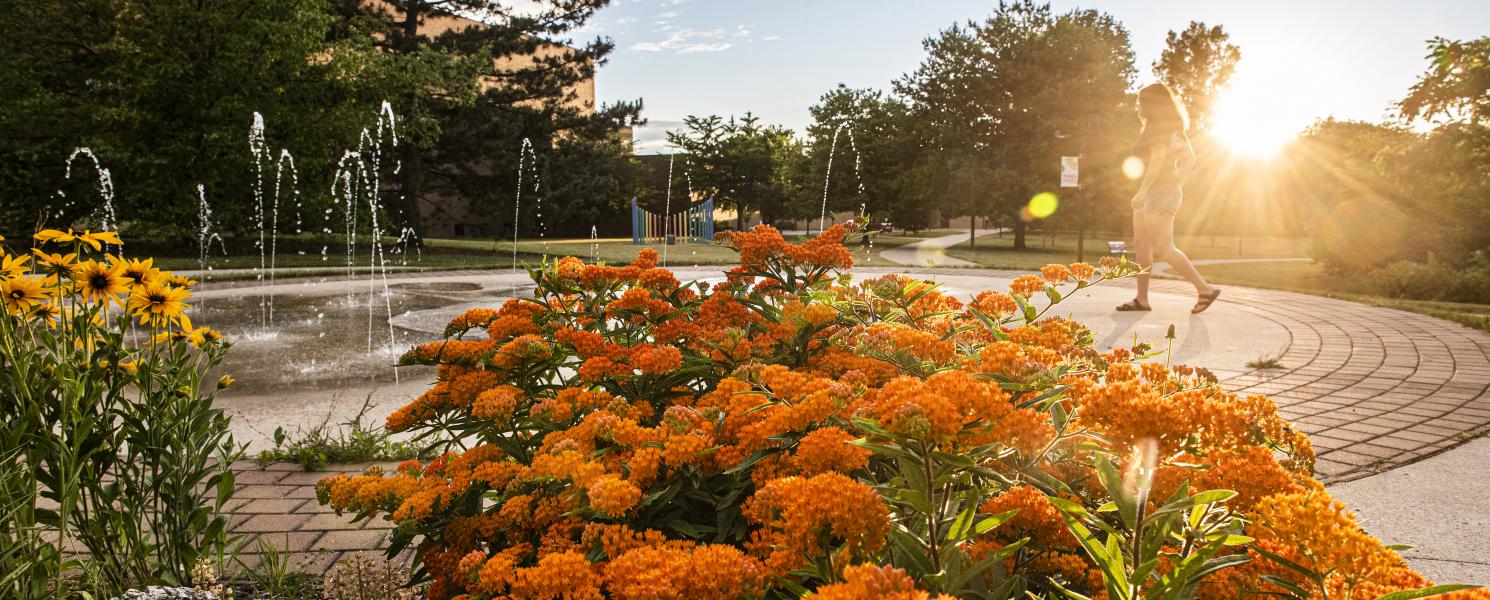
[1137,83,1189,130]
[1135,83,1195,166]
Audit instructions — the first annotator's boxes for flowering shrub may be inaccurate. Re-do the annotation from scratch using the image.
[0,230,239,598]
[319,223,1482,599]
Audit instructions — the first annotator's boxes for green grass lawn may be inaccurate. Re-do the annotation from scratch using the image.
[942,232,1312,270]
[1193,260,1490,332]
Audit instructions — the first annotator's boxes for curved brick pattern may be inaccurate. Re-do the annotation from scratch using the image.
[1178,283,1490,482]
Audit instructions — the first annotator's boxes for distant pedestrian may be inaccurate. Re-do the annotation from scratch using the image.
[1116,83,1221,314]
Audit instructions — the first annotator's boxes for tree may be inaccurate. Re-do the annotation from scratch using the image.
[895,1,1135,250]
[804,86,916,230]
[329,0,643,238]
[666,114,804,230]
[0,0,370,240]
[1399,36,1490,125]
[1152,21,1241,132]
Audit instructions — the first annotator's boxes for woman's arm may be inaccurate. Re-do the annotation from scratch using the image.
[1130,144,1168,209]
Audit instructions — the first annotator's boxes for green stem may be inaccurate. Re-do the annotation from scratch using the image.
[922,440,940,574]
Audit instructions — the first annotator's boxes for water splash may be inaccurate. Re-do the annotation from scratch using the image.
[662,154,676,267]
[250,114,269,326]
[512,138,541,292]
[590,225,599,263]
[818,122,865,233]
[58,148,119,251]
[328,102,400,371]
[195,184,227,306]
[248,113,307,326]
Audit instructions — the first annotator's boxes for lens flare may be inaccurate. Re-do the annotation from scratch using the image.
[1027,193,1059,219]
[1122,156,1145,180]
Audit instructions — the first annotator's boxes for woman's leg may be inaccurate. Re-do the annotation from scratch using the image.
[1143,210,1216,295]
[1132,208,1153,306]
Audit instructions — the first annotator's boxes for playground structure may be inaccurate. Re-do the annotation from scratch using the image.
[631,197,715,245]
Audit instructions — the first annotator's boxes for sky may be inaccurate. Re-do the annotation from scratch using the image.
[563,0,1490,153]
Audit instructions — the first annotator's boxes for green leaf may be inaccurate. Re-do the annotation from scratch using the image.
[1375,585,1480,600]
[1095,456,1135,529]
[1044,284,1063,304]
[888,527,935,576]
[973,509,1020,536]
[723,447,781,474]
[1259,575,1312,599]
[1251,540,1320,581]
[946,501,978,541]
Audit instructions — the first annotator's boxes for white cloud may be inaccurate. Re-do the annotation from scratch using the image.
[627,28,733,54]
[733,25,751,38]
[658,10,679,18]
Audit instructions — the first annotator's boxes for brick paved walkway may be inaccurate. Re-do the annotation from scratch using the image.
[224,461,403,576]
[218,267,1490,574]
[1191,282,1490,481]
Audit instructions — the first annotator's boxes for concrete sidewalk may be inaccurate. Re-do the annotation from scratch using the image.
[878,229,1007,266]
[1330,436,1490,585]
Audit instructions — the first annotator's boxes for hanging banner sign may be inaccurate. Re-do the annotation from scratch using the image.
[1060,156,1080,188]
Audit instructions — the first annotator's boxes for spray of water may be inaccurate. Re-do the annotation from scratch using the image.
[512,138,541,293]
[662,154,675,266]
[327,101,400,370]
[59,148,119,251]
[195,184,227,307]
[818,123,866,234]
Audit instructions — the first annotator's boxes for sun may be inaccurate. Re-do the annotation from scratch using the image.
[1207,85,1298,157]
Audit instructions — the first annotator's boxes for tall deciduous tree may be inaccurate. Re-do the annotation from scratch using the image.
[805,86,917,230]
[896,1,1135,249]
[666,114,804,230]
[1399,36,1490,125]
[1152,21,1241,132]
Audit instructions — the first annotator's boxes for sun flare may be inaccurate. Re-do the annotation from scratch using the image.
[1208,84,1298,157]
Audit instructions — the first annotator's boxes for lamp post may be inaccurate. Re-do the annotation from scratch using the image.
[1056,130,1086,262]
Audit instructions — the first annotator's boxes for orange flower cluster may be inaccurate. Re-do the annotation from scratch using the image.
[977,486,1079,549]
[862,371,1054,452]
[743,472,890,574]
[813,564,955,600]
[315,227,1470,600]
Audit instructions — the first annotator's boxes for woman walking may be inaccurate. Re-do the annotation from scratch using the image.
[1116,83,1222,314]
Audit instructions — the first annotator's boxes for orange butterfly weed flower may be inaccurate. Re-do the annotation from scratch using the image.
[1008,274,1046,298]
[586,475,642,517]
[743,472,889,571]
[790,426,869,475]
[602,543,767,600]
[510,551,601,600]
[978,486,1079,549]
[813,564,956,600]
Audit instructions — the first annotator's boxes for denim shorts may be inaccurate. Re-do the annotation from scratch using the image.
[1141,186,1182,216]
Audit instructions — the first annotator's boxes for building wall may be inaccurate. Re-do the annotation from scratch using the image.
[360,1,602,239]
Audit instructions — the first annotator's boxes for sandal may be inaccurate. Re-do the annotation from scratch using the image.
[1192,289,1222,314]
[1116,299,1151,312]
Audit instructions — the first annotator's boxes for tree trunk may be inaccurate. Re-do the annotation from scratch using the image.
[398,145,425,239]
[1013,216,1027,251]
[394,1,425,240]
[969,216,976,251]
[735,201,745,231]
